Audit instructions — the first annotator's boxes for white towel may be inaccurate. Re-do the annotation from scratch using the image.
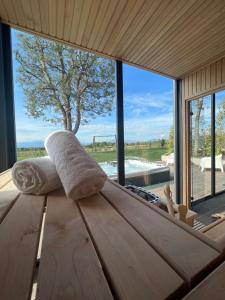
[45,130,107,201]
[12,156,62,194]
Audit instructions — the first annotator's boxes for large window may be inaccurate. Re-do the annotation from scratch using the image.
[190,91,225,202]
[12,28,177,200]
[215,91,225,193]
[190,96,212,201]
[12,29,116,177]
[123,65,175,200]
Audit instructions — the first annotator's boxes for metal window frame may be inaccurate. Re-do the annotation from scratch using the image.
[174,80,182,204]
[0,23,16,172]
[116,60,125,185]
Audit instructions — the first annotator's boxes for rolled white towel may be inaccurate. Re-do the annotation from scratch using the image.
[45,130,107,201]
[12,156,62,194]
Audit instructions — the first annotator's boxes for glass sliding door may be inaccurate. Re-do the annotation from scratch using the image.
[190,96,212,201]
[215,91,225,193]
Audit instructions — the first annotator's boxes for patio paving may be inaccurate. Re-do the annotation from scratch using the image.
[147,163,225,226]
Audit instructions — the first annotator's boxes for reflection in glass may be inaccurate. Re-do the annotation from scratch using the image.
[190,96,211,201]
[215,91,225,193]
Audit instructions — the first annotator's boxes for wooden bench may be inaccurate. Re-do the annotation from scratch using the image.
[183,262,225,300]
[0,170,224,300]
[201,217,225,247]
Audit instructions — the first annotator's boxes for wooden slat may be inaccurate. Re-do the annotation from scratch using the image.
[63,0,75,41]
[202,218,225,244]
[56,0,65,40]
[0,180,20,223]
[183,262,225,300]
[101,181,222,285]
[30,0,41,32]
[21,0,34,30]
[48,0,57,37]
[0,169,12,189]
[0,193,45,300]
[37,189,113,300]
[182,54,225,100]
[79,193,185,300]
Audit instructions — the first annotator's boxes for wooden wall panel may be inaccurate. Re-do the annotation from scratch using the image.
[182,56,225,100]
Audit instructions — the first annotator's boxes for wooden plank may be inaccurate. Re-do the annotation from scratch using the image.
[100,0,141,53]
[222,58,225,83]
[39,0,49,34]
[56,0,66,40]
[63,0,75,41]
[101,181,222,285]
[0,180,20,223]
[79,193,185,300]
[0,169,12,189]
[21,0,34,30]
[188,74,193,98]
[206,65,211,90]
[197,70,202,93]
[143,1,220,68]
[76,0,92,46]
[192,72,197,96]
[30,0,41,32]
[37,189,113,300]
[216,59,222,86]
[183,262,225,300]
[48,0,57,37]
[210,62,216,88]
[0,193,45,300]
[202,218,225,245]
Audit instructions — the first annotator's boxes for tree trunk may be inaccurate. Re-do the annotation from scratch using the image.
[193,98,203,156]
[73,106,81,134]
[66,110,72,131]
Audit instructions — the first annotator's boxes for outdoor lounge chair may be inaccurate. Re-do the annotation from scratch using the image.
[200,154,224,172]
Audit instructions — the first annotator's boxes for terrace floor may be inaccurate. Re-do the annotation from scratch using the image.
[192,194,225,226]
[147,164,225,226]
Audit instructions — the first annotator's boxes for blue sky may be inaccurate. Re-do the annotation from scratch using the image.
[12,29,174,147]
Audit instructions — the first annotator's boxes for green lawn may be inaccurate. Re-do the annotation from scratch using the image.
[17,147,167,162]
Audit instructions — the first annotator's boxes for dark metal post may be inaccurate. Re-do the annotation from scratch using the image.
[174,80,183,204]
[0,24,16,172]
[211,93,215,196]
[116,60,125,185]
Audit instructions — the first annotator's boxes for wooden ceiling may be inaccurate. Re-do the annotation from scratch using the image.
[1,0,225,79]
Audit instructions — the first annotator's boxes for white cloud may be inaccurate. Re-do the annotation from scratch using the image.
[125,90,173,117]
[16,90,174,145]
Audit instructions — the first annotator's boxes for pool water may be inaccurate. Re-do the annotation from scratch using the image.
[99,159,164,177]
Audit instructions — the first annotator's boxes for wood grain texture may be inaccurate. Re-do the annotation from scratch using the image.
[2,0,225,78]
[101,181,222,285]
[79,192,185,300]
[0,180,20,223]
[182,54,225,100]
[0,169,12,189]
[183,262,225,300]
[0,193,45,300]
[37,189,113,300]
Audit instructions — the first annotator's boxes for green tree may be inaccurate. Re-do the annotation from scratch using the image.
[16,33,115,134]
[161,138,166,148]
[167,126,174,153]
[193,98,203,156]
